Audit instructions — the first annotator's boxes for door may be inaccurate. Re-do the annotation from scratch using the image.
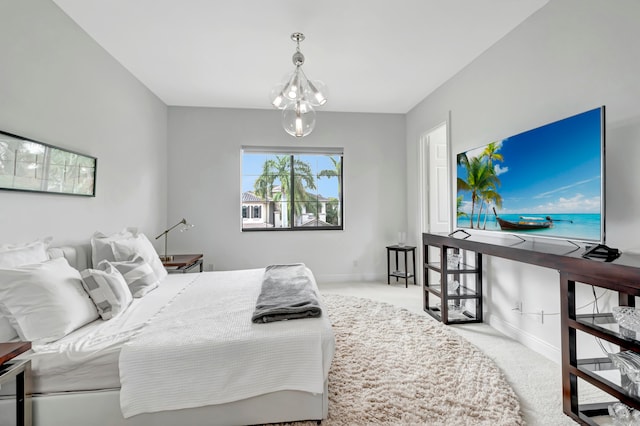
[420,122,449,235]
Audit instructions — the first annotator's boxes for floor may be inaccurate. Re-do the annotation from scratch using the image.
[317,280,584,426]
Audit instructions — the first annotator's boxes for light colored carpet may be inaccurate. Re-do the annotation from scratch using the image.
[318,281,584,425]
[287,293,524,425]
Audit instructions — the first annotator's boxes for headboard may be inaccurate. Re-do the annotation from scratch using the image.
[47,244,92,271]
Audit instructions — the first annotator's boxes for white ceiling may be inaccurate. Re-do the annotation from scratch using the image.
[51,0,548,114]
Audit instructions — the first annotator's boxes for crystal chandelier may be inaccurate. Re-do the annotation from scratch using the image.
[270,32,328,138]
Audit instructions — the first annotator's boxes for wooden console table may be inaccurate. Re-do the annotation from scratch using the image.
[423,232,640,425]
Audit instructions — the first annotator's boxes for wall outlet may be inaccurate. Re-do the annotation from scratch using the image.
[512,301,522,314]
[537,310,545,324]
[207,263,214,271]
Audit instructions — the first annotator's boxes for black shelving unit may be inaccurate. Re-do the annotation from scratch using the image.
[561,272,640,425]
[423,234,482,324]
[421,231,640,423]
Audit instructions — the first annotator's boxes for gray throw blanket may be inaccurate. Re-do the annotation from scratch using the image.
[252,263,322,323]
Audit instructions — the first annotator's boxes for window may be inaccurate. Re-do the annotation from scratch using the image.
[241,146,343,231]
[252,206,261,218]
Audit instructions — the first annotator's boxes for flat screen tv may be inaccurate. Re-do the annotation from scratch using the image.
[455,106,605,243]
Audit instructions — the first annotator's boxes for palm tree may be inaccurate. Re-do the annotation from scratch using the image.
[457,156,499,228]
[318,156,341,191]
[481,142,503,167]
[254,155,316,226]
[253,160,276,201]
[318,156,342,225]
[456,195,467,219]
[474,142,504,226]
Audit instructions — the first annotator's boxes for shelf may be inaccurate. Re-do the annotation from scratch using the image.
[424,284,480,298]
[425,261,480,274]
[423,235,483,325]
[575,357,640,408]
[577,402,614,426]
[390,271,414,279]
[424,306,480,324]
[574,313,640,350]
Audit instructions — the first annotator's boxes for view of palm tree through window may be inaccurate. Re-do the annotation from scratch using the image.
[241,149,343,230]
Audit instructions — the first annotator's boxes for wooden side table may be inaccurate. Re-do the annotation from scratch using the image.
[0,341,32,426]
[386,245,416,288]
[162,254,204,273]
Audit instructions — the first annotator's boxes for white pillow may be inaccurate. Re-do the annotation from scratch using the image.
[99,256,159,298]
[81,264,133,320]
[0,237,52,268]
[90,228,136,268]
[110,233,167,282]
[0,237,53,341]
[0,257,99,344]
[0,317,17,341]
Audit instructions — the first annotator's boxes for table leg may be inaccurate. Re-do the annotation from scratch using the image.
[395,251,399,282]
[387,248,390,285]
[404,251,408,288]
[412,248,416,285]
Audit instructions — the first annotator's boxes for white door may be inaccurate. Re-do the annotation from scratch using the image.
[420,122,449,235]
[418,122,449,286]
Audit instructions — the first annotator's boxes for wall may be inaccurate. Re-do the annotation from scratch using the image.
[0,0,168,247]
[167,107,405,282]
[406,0,640,362]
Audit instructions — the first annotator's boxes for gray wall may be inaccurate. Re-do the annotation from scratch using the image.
[0,0,168,246]
[167,107,405,282]
[406,0,640,361]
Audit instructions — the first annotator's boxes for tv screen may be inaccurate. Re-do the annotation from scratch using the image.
[455,106,605,243]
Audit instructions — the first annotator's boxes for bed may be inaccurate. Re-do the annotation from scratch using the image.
[0,242,335,426]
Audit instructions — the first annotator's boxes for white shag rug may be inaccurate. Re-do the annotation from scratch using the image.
[281,294,525,425]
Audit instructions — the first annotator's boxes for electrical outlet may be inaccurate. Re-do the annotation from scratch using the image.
[512,301,522,314]
[207,263,214,271]
[537,310,545,324]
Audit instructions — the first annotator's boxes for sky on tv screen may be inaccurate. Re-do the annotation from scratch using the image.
[456,107,603,241]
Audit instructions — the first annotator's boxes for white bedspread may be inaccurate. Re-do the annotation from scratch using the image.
[21,273,199,394]
[118,268,334,418]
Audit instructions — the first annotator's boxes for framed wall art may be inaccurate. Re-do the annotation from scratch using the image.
[0,130,96,197]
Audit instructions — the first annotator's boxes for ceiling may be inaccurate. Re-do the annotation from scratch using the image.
[51,0,548,114]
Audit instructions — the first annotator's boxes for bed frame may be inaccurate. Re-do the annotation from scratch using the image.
[3,244,330,426]
[31,383,328,426]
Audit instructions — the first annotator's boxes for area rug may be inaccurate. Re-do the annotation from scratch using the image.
[284,294,524,426]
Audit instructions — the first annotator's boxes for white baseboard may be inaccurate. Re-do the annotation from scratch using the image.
[314,273,385,283]
[487,313,561,365]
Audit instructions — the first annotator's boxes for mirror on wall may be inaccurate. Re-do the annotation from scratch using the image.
[0,130,96,197]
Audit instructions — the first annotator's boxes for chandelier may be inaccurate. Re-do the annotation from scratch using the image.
[270,32,328,138]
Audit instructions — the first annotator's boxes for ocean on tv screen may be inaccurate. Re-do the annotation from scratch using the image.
[456,213,601,242]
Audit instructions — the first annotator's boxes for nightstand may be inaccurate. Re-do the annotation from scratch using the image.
[161,254,204,273]
[0,341,32,426]
[386,245,416,288]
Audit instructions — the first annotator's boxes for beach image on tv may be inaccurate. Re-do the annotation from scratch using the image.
[456,107,604,242]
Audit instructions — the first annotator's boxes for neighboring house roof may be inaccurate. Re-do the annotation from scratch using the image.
[242,191,269,203]
[300,218,333,227]
[242,191,332,203]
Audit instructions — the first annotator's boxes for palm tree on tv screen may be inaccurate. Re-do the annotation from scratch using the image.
[457,155,500,228]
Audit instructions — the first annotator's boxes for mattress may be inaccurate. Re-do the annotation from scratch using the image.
[18,273,199,394]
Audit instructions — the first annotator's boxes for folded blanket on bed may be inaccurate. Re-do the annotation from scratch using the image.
[252,263,322,323]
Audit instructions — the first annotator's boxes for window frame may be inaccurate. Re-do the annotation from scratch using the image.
[241,146,344,232]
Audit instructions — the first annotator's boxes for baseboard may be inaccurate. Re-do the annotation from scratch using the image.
[314,272,385,283]
[487,313,561,365]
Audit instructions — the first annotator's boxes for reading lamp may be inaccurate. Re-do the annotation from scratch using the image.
[155,218,194,262]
